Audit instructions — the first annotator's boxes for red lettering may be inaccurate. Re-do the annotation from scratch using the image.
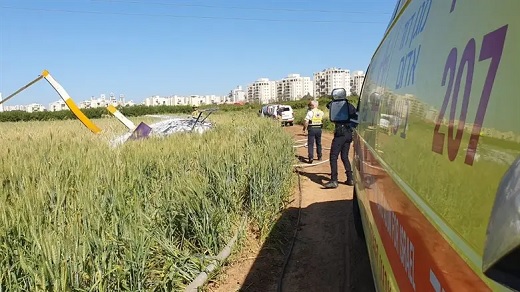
[432,25,508,165]
[432,48,456,155]
[447,39,475,161]
[465,25,508,165]
[450,0,457,12]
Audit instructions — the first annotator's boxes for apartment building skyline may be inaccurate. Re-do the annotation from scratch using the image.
[246,67,364,104]
[0,92,233,113]
[0,67,365,112]
[143,94,229,107]
[48,94,135,112]
[242,74,313,105]
[2,103,47,113]
[0,92,137,113]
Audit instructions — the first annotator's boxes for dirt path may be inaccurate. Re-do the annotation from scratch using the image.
[206,126,375,292]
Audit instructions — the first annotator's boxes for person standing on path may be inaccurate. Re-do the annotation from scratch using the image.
[324,99,358,188]
[303,100,324,164]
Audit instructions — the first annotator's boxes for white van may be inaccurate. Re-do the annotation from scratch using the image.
[277,105,294,126]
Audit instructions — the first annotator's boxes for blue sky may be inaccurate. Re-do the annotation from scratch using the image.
[0,0,395,105]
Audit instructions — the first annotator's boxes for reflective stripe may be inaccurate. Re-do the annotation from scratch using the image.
[310,109,324,125]
[43,72,102,134]
[107,105,136,130]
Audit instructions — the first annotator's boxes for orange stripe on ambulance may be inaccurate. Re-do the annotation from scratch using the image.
[368,214,393,292]
[375,184,416,290]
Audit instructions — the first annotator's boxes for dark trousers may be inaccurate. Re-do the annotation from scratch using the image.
[330,131,353,182]
[307,127,322,160]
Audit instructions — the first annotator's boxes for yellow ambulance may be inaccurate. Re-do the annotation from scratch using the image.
[352,0,520,291]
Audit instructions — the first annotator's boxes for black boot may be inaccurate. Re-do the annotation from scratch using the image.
[346,171,354,186]
[324,180,338,189]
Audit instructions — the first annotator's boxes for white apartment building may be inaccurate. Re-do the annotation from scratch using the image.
[144,95,170,106]
[79,95,122,109]
[276,74,314,101]
[3,105,25,111]
[207,95,224,105]
[189,95,206,106]
[185,95,224,106]
[350,71,365,96]
[49,100,68,112]
[0,93,3,112]
[171,95,189,106]
[247,78,277,104]
[26,103,46,113]
[228,85,246,104]
[314,68,351,97]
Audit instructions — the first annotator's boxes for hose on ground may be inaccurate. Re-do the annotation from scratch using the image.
[278,137,331,290]
[292,159,330,168]
[293,144,331,151]
[184,216,248,291]
[277,167,303,292]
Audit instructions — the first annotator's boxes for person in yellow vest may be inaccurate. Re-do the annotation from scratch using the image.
[303,100,324,163]
[191,105,200,119]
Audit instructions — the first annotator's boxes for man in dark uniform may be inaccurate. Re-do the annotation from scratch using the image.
[324,100,359,188]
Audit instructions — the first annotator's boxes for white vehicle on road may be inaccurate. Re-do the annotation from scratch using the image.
[277,105,294,126]
[261,104,294,126]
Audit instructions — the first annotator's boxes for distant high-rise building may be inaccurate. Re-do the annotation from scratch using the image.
[276,74,314,101]
[144,95,169,106]
[78,94,123,109]
[171,95,188,106]
[313,68,351,97]
[350,71,365,96]
[228,85,246,103]
[0,92,3,112]
[247,78,277,104]
[49,100,68,112]
[26,103,46,113]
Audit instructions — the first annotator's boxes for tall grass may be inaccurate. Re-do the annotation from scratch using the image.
[0,112,294,291]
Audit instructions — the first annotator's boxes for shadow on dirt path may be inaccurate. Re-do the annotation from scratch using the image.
[206,126,375,292]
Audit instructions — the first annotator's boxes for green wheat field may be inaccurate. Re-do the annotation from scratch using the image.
[0,112,295,291]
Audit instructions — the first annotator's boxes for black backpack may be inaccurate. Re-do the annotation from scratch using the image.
[328,89,351,123]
